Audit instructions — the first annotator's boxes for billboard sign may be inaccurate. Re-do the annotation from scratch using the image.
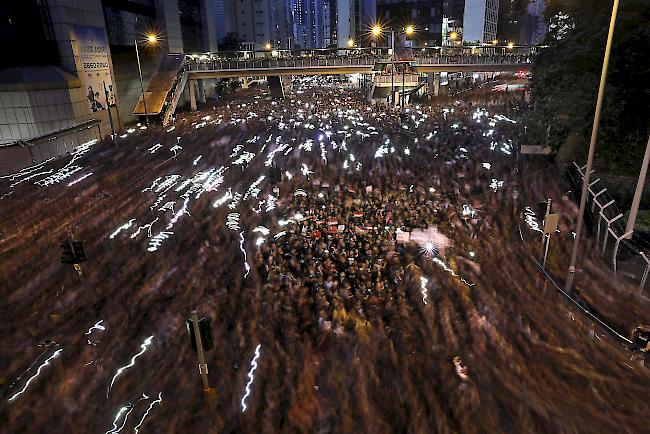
[74,26,116,112]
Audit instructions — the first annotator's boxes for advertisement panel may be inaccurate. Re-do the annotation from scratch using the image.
[74,26,116,112]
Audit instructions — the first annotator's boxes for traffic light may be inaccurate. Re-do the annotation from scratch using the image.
[61,241,75,264]
[71,241,86,263]
[60,240,87,264]
[187,315,214,353]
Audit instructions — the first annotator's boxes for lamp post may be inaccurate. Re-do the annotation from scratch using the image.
[371,24,415,109]
[135,33,158,125]
[565,0,620,293]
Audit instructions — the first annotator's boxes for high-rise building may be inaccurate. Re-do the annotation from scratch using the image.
[292,0,325,49]
[376,0,443,46]
[0,0,216,149]
[442,0,465,45]
[463,0,499,43]
[336,0,376,48]
[519,0,546,45]
[215,0,293,50]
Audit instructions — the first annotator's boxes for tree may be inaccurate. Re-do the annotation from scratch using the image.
[523,0,650,168]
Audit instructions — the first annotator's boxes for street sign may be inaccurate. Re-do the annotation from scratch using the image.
[544,214,559,234]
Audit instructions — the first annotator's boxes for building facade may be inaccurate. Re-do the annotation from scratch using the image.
[376,0,444,46]
[0,0,217,149]
[463,0,499,44]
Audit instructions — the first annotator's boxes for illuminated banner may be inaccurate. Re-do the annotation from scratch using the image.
[74,26,116,112]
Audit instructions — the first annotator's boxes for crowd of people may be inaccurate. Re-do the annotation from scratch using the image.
[1,80,649,433]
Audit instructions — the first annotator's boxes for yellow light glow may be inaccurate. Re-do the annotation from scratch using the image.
[405,25,415,36]
[147,34,157,44]
[372,25,382,37]
[265,43,272,50]
[347,38,355,47]
[449,31,458,41]
[507,42,514,49]
[492,39,498,45]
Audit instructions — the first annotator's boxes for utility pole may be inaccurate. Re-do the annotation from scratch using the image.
[625,134,650,236]
[189,310,217,408]
[103,81,115,140]
[565,0,620,293]
[135,38,149,125]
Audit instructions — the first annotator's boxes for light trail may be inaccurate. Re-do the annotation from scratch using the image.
[130,217,159,239]
[226,213,241,231]
[109,219,136,239]
[84,320,105,336]
[420,277,429,305]
[253,226,270,236]
[67,172,94,186]
[104,404,132,434]
[241,344,262,412]
[147,231,174,252]
[432,258,475,287]
[133,392,163,433]
[213,189,233,208]
[165,198,190,230]
[239,231,251,278]
[8,349,63,403]
[105,403,135,434]
[107,336,154,397]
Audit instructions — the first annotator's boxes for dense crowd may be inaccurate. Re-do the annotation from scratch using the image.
[1,82,649,433]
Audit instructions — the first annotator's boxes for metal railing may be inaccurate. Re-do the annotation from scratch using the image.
[569,162,650,293]
[185,54,532,72]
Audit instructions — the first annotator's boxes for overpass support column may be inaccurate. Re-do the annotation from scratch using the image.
[198,79,206,104]
[189,79,197,111]
[427,73,439,97]
[267,76,285,99]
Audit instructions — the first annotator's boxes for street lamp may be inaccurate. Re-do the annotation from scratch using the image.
[371,25,382,38]
[450,31,459,41]
[492,39,498,45]
[135,33,158,125]
[405,25,415,37]
[347,38,355,48]
[265,42,272,50]
[507,42,514,49]
[565,0,621,292]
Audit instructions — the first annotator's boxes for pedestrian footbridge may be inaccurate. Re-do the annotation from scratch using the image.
[133,47,539,124]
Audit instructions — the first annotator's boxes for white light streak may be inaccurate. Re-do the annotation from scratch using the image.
[482,162,491,170]
[213,188,233,208]
[105,403,135,434]
[67,172,93,186]
[241,344,261,412]
[300,163,314,178]
[243,175,266,201]
[104,404,132,434]
[226,213,241,231]
[490,179,504,192]
[148,143,162,153]
[166,198,190,230]
[133,392,163,433]
[524,207,543,233]
[239,231,251,278]
[8,349,63,403]
[131,217,159,239]
[107,336,154,397]
[432,258,474,287]
[253,226,270,236]
[192,155,203,166]
[109,219,136,239]
[420,277,428,305]
[85,320,105,336]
